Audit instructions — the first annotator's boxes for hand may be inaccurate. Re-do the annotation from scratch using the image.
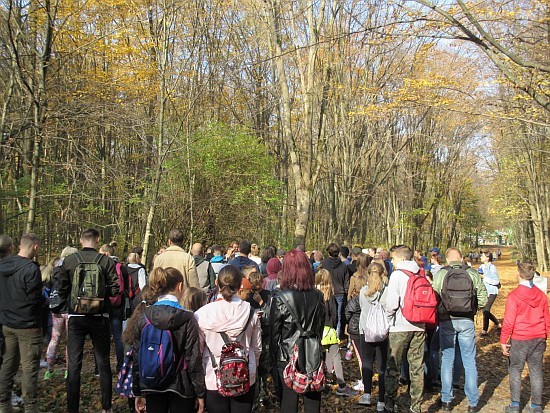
[135,396,146,412]
[253,293,263,306]
[196,397,205,413]
[501,343,510,357]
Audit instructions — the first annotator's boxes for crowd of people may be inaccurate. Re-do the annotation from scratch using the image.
[0,230,548,413]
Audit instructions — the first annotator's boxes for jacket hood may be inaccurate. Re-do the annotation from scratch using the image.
[516,284,544,308]
[395,260,420,274]
[323,256,344,270]
[194,255,206,266]
[210,255,223,263]
[0,255,34,277]
[267,258,282,277]
[195,297,252,336]
[144,304,194,330]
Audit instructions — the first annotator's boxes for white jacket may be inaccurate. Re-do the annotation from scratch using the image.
[384,260,425,333]
[194,295,262,391]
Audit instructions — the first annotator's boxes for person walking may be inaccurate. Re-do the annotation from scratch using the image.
[479,249,502,335]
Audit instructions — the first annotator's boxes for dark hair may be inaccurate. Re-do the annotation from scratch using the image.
[280,249,314,291]
[20,233,40,248]
[0,235,14,258]
[130,246,143,256]
[182,287,207,312]
[249,272,263,289]
[169,229,185,246]
[296,244,305,252]
[391,245,413,261]
[239,240,252,256]
[149,267,183,297]
[517,260,535,280]
[326,243,340,258]
[481,249,493,262]
[81,228,100,241]
[340,246,350,258]
[218,265,243,302]
[261,246,276,263]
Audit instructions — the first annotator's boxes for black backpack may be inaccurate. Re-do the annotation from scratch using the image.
[441,264,476,316]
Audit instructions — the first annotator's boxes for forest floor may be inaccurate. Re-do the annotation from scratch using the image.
[22,247,549,412]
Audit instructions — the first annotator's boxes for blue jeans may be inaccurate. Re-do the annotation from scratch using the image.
[334,295,345,339]
[440,318,478,407]
[428,327,464,385]
[110,308,124,371]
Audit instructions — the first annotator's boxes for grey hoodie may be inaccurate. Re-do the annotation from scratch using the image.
[384,260,425,332]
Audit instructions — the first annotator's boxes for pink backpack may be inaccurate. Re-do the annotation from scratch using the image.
[109,262,125,307]
[400,269,438,325]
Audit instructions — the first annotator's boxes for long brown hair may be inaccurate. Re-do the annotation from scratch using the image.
[365,261,388,297]
[354,253,371,278]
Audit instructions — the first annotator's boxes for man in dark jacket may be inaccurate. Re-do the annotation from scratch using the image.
[55,228,119,413]
[228,240,260,272]
[0,233,45,413]
[320,243,350,339]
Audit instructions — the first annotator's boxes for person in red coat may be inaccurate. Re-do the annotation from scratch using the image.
[500,261,550,413]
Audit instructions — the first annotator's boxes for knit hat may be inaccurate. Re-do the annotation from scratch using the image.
[267,257,282,278]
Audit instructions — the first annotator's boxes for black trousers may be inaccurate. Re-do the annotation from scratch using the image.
[277,362,321,413]
[206,383,256,413]
[67,316,112,413]
[146,392,195,412]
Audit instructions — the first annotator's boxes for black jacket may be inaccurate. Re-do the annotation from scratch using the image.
[269,289,325,365]
[0,255,46,328]
[55,248,119,314]
[320,257,350,296]
[345,296,361,337]
[323,295,338,329]
[132,304,206,398]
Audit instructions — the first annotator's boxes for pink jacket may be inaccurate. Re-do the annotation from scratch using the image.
[194,296,262,391]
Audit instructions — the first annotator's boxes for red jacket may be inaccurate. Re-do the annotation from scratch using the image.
[500,284,550,343]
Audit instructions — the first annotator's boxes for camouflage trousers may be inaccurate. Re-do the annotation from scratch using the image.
[385,331,425,412]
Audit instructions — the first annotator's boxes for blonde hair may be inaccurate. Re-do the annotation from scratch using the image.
[315,268,333,301]
[181,287,207,312]
[60,246,78,258]
[127,252,140,264]
[365,262,388,297]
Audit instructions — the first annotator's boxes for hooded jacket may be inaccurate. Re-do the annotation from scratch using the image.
[0,255,46,328]
[263,257,282,291]
[384,260,425,332]
[194,296,262,391]
[132,303,206,398]
[500,282,550,343]
[193,255,215,292]
[320,256,350,296]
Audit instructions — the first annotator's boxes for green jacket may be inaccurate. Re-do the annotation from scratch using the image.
[432,261,488,320]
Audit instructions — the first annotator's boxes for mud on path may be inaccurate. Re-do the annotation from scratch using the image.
[30,247,549,412]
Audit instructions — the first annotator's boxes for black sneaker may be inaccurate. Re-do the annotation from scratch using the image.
[438,400,452,411]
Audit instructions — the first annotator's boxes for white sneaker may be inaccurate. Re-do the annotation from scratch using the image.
[352,380,364,391]
[11,393,24,407]
[358,393,371,406]
[39,359,48,368]
[377,401,386,412]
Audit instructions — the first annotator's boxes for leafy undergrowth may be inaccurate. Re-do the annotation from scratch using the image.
[22,247,548,412]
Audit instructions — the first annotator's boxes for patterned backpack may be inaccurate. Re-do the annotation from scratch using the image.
[208,307,255,397]
[116,347,134,398]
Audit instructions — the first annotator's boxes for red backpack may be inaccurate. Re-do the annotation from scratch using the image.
[109,262,125,307]
[401,269,438,325]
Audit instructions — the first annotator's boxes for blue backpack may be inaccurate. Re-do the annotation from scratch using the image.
[138,316,183,389]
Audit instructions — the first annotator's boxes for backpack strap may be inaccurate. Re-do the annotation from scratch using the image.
[277,291,319,338]
[219,306,255,344]
[400,269,420,277]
